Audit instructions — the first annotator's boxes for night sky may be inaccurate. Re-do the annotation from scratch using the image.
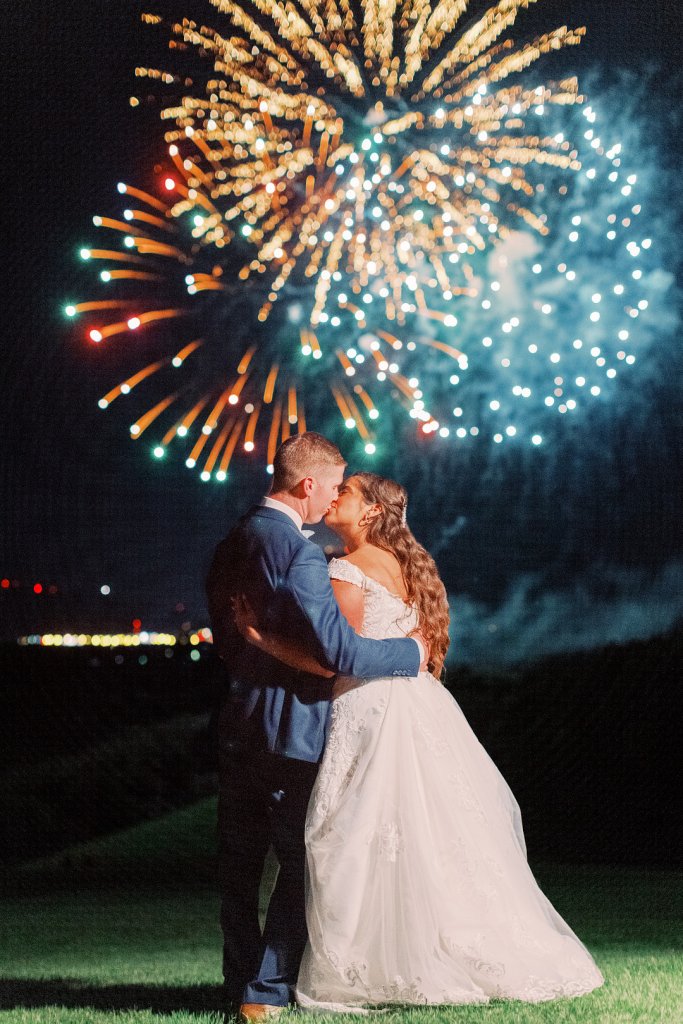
[2,1,681,657]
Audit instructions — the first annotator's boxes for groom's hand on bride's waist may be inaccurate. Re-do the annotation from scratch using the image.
[412,632,429,672]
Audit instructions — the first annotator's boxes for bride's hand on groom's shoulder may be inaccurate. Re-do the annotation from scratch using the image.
[231,594,265,649]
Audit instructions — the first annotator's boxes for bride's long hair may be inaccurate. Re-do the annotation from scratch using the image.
[351,472,450,677]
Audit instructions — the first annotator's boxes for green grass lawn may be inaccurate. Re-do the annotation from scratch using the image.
[1,798,681,1024]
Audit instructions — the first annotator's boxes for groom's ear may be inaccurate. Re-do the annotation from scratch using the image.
[297,477,314,497]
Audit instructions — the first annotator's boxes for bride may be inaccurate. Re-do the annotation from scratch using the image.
[234,472,604,1009]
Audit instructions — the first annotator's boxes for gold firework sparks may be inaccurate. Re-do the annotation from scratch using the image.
[72,1,586,475]
[148,0,583,325]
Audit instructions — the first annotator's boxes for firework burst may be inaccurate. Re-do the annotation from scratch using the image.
[148,0,584,325]
[71,0,594,476]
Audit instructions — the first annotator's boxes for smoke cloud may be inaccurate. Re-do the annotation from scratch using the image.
[449,560,683,666]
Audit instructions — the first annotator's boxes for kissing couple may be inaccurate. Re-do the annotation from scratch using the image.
[206,431,603,1020]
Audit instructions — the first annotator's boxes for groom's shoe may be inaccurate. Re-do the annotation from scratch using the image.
[238,1004,286,1023]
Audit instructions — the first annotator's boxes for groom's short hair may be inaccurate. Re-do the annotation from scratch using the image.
[272,432,346,492]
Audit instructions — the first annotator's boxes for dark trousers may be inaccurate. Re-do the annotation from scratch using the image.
[218,752,319,1009]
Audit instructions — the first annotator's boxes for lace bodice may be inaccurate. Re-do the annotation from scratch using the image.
[328,557,419,641]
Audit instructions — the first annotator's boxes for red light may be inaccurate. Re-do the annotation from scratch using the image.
[1,578,10,589]
[33,583,43,594]
[164,177,175,191]
[89,329,103,343]
[132,618,142,632]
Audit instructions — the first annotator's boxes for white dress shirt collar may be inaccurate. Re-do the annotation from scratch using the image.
[261,495,304,532]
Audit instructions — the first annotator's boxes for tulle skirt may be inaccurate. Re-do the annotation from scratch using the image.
[296,673,604,1010]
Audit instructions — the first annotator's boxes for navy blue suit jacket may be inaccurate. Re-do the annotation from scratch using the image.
[206,505,420,763]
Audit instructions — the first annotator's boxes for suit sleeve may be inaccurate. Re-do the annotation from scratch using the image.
[281,543,420,679]
[206,535,242,662]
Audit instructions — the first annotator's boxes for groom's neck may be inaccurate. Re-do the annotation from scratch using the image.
[269,490,307,519]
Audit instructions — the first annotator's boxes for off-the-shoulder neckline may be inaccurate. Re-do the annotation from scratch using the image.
[329,556,410,605]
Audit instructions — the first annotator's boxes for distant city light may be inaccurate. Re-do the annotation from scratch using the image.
[16,630,216,648]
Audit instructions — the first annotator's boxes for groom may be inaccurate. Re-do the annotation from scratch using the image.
[206,432,424,1022]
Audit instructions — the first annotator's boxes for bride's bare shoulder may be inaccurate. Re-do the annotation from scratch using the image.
[343,549,376,571]
[346,546,390,568]
[345,547,408,598]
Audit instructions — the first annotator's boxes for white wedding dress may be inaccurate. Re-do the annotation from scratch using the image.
[296,558,604,1010]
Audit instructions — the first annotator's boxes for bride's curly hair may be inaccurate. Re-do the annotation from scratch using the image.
[351,472,450,677]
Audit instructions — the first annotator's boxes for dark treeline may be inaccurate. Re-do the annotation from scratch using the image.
[0,626,680,867]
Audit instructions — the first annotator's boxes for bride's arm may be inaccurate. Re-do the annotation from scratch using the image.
[330,579,365,631]
[232,582,364,677]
